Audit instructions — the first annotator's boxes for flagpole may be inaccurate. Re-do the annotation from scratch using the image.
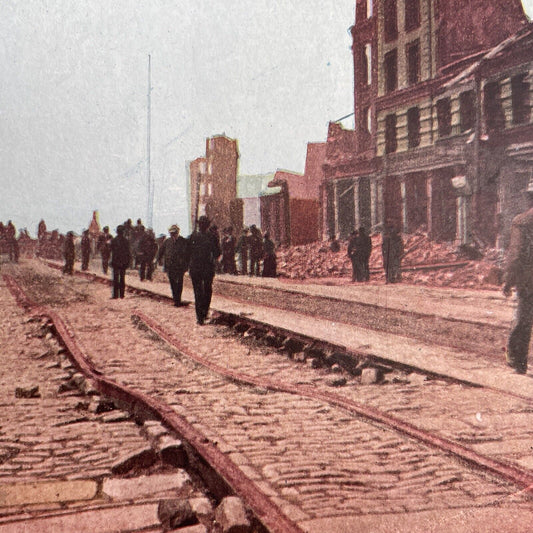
[146,54,153,228]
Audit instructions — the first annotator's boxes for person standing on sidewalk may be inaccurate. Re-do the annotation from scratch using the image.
[188,216,221,325]
[97,226,112,274]
[81,230,91,271]
[110,225,131,299]
[63,232,75,275]
[157,225,190,306]
[503,184,533,374]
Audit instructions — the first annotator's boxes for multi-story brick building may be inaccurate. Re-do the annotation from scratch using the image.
[324,0,532,247]
[189,135,241,233]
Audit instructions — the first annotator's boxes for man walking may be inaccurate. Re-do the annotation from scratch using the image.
[81,230,91,271]
[503,184,533,374]
[188,216,221,325]
[157,225,189,306]
[110,225,131,299]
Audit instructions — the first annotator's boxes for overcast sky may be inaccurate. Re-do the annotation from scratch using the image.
[1,1,532,236]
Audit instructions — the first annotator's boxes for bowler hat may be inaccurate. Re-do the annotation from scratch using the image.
[168,224,179,233]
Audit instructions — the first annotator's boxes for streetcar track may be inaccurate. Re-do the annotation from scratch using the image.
[6,263,533,528]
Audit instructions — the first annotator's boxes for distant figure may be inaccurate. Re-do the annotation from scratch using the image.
[110,225,131,299]
[132,219,145,268]
[329,234,340,253]
[358,227,372,282]
[6,220,18,262]
[249,225,264,276]
[221,226,237,274]
[37,219,47,241]
[236,228,250,275]
[157,225,190,306]
[382,226,404,283]
[188,216,221,325]
[138,229,158,281]
[503,184,533,374]
[81,230,91,271]
[347,230,362,282]
[97,226,113,274]
[63,232,75,275]
[262,232,277,278]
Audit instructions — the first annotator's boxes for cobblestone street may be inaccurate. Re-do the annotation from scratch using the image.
[2,260,533,531]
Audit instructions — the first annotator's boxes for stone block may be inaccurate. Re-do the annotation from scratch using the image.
[15,386,40,399]
[159,436,187,467]
[189,496,213,517]
[111,447,157,475]
[103,472,191,500]
[158,498,197,530]
[326,377,347,387]
[360,367,381,385]
[0,480,97,506]
[214,496,251,533]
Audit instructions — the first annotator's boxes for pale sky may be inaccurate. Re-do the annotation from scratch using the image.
[1,1,532,236]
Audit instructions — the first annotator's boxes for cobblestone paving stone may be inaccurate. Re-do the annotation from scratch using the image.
[13,261,532,523]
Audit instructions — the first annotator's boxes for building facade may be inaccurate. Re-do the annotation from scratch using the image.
[324,0,531,247]
[189,135,240,233]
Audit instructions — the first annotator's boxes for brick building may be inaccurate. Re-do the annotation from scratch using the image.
[324,0,532,247]
[189,135,241,233]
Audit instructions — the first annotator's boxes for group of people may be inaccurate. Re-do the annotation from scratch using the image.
[346,225,404,284]
[219,224,277,278]
[0,220,19,262]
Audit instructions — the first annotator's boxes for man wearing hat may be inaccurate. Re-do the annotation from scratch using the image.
[503,182,533,374]
[157,224,190,306]
[188,216,221,325]
[110,225,131,299]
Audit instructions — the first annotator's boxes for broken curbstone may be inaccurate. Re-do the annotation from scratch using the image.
[158,499,197,530]
[214,496,251,533]
[111,447,157,475]
[159,436,187,467]
[360,367,381,385]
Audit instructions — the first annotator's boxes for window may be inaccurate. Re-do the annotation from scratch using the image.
[385,114,397,153]
[384,49,398,93]
[511,73,531,125]
[384,0,398,42]
[483,81,505,131]
[367,0,373,18]
[361,45,372,85]
[405,0,420,32]
[199,183,206,196]
[436,97,452,137]
[207,183,213,196]
[407,40,420,85]
[207,162,212,174]
[459,91,475,132]
[360,106,371,134]
[407,107,421,148]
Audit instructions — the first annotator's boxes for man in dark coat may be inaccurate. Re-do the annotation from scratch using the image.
[110,225,131,299]
[382,225,404,283]
[157,225,190,306]
[249,225,263,276]
[503,185,533,374]
[6,220,18,262]
[63,232,75,275]
[97,226,112,274]
[358,226,373,281]
[138,228,158,281]
[347,230,362,282]
[236,228,249,275]
[262,232,277,278]
[188,216,221,325]
[81,230,91,271]
[221,227,237,274]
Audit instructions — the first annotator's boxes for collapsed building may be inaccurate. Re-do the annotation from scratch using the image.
[323,0,533,248]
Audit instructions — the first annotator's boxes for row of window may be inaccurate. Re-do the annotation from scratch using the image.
[383,73,530,154]
[385,0,420,41]
[360,39,420,90]
[357,0,420,33]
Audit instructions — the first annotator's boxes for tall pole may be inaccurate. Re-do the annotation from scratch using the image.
[146,54,153,228]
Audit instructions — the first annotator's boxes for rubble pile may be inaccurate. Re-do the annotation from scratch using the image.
[276,232,505,289]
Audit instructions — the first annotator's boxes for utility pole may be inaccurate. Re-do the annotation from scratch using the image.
[146,54,153,229]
